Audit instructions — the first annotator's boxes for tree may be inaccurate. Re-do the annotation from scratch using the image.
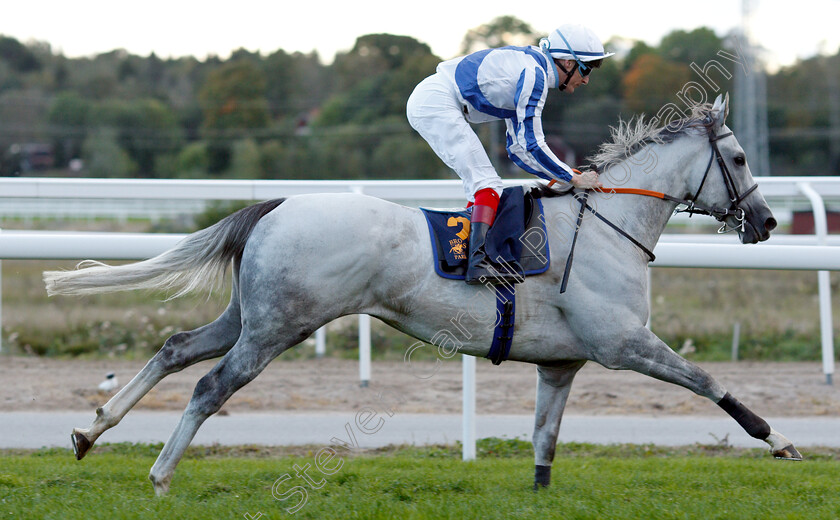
[48,92,92,167]
[460,16,540,54]
[623,40,657,71]
[332,34,434,93]
[659,28,724,66]
[82,127,136,177]
[198,59,270,173]
[316,35,437,126]
[89,98,182,176]
[0,36,41,73]
[198,60,270,132]
[228,138,262,178]
[621,53,691,117]
[371,132,446,179]
[263,50,330,120]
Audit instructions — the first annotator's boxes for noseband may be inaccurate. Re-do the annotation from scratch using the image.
[678,124,759,233]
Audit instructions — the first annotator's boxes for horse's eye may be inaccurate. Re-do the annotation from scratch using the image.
[733,155,746,166]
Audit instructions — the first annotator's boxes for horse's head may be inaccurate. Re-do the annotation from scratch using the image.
[684,93,776,244]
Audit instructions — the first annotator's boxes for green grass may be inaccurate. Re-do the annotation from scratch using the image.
[1,441,839,519]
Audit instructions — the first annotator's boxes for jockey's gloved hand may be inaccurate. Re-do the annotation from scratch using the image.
[570,170,603,189]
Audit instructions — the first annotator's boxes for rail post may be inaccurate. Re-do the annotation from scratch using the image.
[798,182,835,385]
[462,354,476,461]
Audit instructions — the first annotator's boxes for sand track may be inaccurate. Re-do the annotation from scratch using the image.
[1,357,837,418]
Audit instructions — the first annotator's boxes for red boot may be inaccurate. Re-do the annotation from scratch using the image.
[465,189,523,285]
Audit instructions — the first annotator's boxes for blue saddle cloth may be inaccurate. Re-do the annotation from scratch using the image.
[420,186,550,280]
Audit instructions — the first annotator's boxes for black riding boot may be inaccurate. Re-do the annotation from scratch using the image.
[465,221,524,285]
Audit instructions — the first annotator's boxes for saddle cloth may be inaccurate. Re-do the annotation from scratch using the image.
[420,186,550,280]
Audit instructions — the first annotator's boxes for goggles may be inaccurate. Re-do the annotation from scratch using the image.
[578,59,602,77]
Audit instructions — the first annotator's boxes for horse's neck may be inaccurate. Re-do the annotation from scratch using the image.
[591,138,707,251]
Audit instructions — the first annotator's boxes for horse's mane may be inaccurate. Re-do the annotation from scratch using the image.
[530,103,716,199]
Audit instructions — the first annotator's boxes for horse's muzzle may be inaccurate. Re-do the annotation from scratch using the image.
[739,206,776,244]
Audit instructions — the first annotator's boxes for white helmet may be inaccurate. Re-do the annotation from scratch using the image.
[540,23,615,66]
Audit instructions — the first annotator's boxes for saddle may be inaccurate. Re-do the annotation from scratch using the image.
[421,186,550,281]
[420,186,550,365]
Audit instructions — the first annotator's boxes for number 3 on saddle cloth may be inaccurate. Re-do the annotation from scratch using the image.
[420,186,551,364]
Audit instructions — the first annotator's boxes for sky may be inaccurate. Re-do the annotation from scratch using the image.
[2,0,839,71]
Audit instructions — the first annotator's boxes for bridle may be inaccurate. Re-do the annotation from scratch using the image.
[677,121,759,233]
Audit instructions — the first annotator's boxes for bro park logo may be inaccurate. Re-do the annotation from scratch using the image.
[446,216,470,260]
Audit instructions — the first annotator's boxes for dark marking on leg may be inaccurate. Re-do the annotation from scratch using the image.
[533,465,551,490]
[717,392,771,440]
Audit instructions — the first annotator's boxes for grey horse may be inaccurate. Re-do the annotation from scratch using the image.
[44,94,800,496]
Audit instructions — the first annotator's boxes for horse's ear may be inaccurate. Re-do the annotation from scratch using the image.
[723,92,730,122]
[710,93,729,128]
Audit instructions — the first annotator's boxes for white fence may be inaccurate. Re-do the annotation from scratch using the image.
[0,177,838,459]
[0,177,836,382]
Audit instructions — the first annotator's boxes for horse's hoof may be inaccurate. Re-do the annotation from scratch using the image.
[773,444,803,461]
[150,473,171,497]
[71,431,92,460]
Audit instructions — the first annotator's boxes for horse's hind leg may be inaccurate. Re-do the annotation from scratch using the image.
[608,326,802,460]
[147,333,291,496]
[71,279,243,460]
[532,360,586,491]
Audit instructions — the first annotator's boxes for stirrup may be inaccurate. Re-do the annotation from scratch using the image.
[465,260,524,285]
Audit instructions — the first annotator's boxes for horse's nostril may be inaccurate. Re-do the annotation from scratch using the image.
[765,217,777,232]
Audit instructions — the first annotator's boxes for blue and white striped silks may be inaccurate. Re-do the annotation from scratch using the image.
[436,46,575,183]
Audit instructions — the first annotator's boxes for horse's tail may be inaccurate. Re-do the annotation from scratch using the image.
[43,199,286,299]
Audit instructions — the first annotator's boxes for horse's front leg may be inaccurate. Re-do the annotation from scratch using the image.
[532,360,586,490]
[604,326,802,460]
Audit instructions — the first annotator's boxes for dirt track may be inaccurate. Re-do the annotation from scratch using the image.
[1,356,838,418]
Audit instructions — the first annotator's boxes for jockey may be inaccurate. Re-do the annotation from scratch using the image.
[407,23,614,284]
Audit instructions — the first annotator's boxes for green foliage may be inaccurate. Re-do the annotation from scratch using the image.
[0,24,836,179]
[174,141,210,177]
[460,15,540,54]
[48,91,91,127]
[0,35,41,72]
[561,96,627,161]
[316,37,438,127]
[370,130,446,179]
[262,49,330,119]
[198,59,271,133]
[89,98,182,175]
[659,28,725,65]
[621,53,691,116]
[228,138,262,179]
[81,127,137,177]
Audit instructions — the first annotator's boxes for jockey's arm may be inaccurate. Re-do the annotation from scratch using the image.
[510,67,586,184]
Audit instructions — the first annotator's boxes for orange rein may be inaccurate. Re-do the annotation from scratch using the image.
[546,171,668,201]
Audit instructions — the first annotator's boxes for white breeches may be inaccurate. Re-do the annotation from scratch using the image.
[406,73,504,201]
